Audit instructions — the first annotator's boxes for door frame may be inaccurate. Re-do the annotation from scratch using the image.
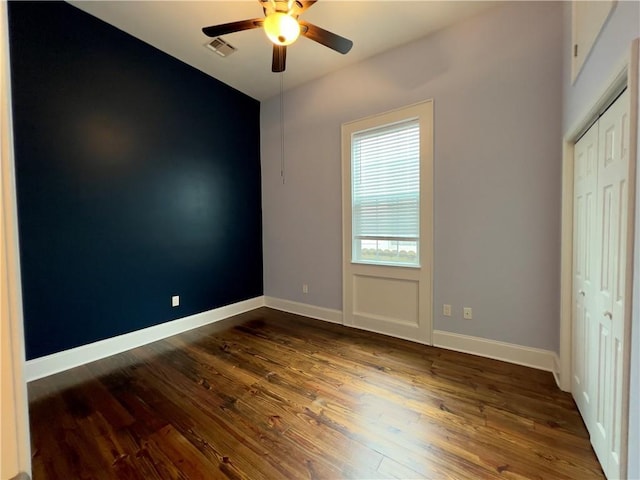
[559,39,639,479]
[0,2,31,478]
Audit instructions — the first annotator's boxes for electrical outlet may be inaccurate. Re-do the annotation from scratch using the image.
[171,295,180,307]
[302,284,309,294]
[463,307,472,320]
[443,304,452,317]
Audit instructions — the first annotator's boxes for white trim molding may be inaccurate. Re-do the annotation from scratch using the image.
[559,138,575,392]
[265,299,561,376]
[552,353,562,389]
[341,100,434,345]
[433,330,558,373]
[25,295,563,387]
[1,1,31,476]
[264,296,343,324]
[25,296,265,382]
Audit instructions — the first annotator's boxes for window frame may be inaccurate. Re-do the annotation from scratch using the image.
[342,101,433,270]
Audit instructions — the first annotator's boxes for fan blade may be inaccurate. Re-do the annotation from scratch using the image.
[299,21,353,54]
[202,19,263,38]
[272,45,287,72]
[259,0,271,16]
[293,0,317,16]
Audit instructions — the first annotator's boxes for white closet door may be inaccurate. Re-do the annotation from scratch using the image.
[592,89,629,480]
[572,120,598,427]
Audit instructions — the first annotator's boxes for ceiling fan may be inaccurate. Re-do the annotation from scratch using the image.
[202,0,353,73]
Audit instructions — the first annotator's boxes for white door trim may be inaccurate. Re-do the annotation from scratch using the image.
[0,2,31,477]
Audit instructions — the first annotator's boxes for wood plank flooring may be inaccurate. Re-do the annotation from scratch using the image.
[28,307,604,479]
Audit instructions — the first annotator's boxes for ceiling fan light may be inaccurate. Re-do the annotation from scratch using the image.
[264,12,300,46]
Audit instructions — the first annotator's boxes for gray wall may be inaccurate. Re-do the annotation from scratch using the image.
[261,1,563,351]
[560,3,639,477]
[562,1,640,132]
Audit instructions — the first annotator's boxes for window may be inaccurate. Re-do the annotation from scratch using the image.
[341,100,433,340]
[350,118,420,266]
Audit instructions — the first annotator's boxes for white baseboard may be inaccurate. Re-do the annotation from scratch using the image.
[433,330,557,373]
[264,296,343,324]
[25,297,559,383]
[25,296,265,382]
[264,300,557,375]
[552,352,563,390]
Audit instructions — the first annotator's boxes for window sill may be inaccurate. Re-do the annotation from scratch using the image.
[351,260,421,269]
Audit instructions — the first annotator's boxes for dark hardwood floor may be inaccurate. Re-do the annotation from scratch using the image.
[28,307,604,479]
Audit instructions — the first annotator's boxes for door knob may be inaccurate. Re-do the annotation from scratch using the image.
[604,311,613,319]
[578,290,585,296]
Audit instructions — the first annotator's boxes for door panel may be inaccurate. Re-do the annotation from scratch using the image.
[595,321,611,439]
[591,89,629,480]
[599,185,614,298]
[572,119,598,423]
[572,88,631,480]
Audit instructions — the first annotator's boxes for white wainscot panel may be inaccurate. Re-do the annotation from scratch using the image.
[353,275,419,327]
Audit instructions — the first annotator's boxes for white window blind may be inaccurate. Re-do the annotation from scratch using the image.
[351,118,420,265]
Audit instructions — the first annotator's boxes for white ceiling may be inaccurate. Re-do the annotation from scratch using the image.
[69,1,498,101]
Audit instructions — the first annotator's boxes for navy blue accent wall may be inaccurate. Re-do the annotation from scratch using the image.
[8,1,263,360]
